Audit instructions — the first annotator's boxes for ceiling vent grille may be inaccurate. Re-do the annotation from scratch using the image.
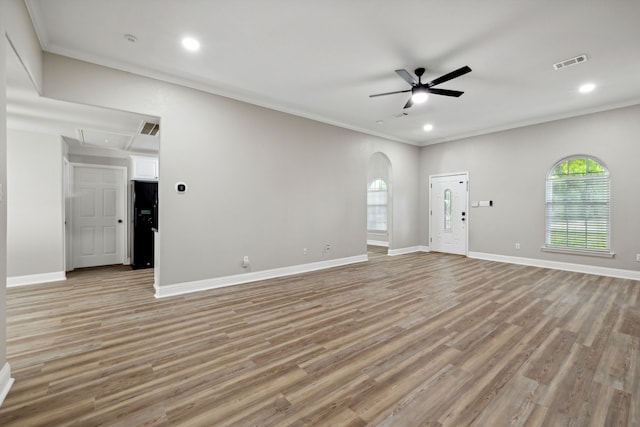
[553,54,588,70]
[140,122,160,136]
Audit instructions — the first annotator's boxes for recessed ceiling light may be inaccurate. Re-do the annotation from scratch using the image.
[182,37,200,51]
[376,120,384,125]
[423,124,434,132]
[579,83,595,93]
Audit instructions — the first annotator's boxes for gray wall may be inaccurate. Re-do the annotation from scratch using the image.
[2,0,46,397]
[41,53,421,288]
[7,129,64,278]
[0,1,7,383]
[420,104,640,271]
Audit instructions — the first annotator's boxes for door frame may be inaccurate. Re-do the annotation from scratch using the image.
[429,171,469,256]
[63,157,71,271]
[67,163,128,270]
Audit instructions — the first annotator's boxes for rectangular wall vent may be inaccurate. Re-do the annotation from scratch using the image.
[140,122,160,136]
[553,54,588,70]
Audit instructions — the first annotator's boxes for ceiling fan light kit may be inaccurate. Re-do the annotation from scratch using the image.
[370,65,472,109]
[411,87,429,104]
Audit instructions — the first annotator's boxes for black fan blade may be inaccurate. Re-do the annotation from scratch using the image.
[395,69,417,86]
[369,89,411,98]
[427,88,464,97]
[427,66,472,87]
[403,97,414,109]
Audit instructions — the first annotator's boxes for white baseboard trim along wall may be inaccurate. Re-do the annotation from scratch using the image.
[388,246,429,256]
[468,251,640,281]
[155,254,369,298]
[156,247,639,298]
[7,271,66,287]
[366,240,389,247]
[0,362,15,407]
[378,245,639,281]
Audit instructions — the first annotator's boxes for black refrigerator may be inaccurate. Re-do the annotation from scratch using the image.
[132,181,158,269]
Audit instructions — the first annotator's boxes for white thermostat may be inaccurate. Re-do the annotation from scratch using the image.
[175,182,188,193]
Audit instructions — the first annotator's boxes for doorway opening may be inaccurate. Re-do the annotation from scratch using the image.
[6,40,160,284]
[367,152,392,256]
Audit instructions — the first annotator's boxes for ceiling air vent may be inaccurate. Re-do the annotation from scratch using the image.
[140,122,160,136]
[553,54,588,70]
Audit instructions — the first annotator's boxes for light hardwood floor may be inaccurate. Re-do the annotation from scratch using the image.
[0,251,639,426]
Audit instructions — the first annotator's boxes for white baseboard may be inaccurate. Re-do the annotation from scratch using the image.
[155,248,638,298]
[0,362,14,408]
[367,240,389,247]
[388,245,430,256]
[7,271,67,287]
[469,251,640,281]
[155,255,369,298]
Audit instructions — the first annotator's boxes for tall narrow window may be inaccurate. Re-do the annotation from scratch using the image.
[443,188,452,231]
[545,156,610,252]
[367,178,387,231]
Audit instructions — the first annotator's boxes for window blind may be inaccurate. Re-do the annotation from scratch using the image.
[367,179,388,232]
[545,174,610,250]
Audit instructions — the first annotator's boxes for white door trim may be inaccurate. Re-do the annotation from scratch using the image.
[429,171,469,256]
[69,163,128,270]
[63,157,71,271]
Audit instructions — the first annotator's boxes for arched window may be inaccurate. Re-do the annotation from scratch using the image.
[545,156,610,252]
[367,178,387,232]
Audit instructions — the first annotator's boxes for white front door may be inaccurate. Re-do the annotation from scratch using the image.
[430,173,468,255]
[72,165,125,268]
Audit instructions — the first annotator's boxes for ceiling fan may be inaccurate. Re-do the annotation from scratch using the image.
[370,66,472,109]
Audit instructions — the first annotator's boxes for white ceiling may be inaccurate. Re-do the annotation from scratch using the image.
[19,0,640,146]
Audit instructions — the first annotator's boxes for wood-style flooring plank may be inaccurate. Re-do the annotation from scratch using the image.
[0,253,639,426]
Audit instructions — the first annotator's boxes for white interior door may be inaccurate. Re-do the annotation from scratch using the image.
[430,173,468,255]
[72,165,125,268]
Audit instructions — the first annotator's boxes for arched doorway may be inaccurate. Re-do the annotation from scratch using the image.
[367,152,392,256]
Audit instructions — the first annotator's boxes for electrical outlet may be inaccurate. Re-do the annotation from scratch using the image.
[242,255,250,268]
[515,243,521,250]
[303,248,308,255]
[636,254,640,262]
[324,244,331,252]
